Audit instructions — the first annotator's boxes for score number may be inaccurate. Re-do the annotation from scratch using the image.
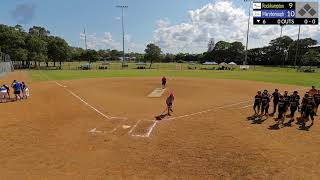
[289,2,294,8]
[287,10,295,17]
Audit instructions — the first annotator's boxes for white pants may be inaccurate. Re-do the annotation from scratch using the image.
[24,88,30,97]
[0,91,7,99]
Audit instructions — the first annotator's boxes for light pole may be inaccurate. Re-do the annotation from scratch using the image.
[116,5,128,68]
[244,0,253,65]
[280,24,284,38]
[294,25,301,67]
[83,28,88,51]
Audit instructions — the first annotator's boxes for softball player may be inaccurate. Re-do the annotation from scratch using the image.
[253,91,262,115]
[166,93,174,116]
[261,90,270,116]
[0,85,8,103]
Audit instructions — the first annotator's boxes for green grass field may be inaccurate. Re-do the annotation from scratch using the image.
[28,68,320,87]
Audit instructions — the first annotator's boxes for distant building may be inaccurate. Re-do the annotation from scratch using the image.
[309,45,320,52]
[119,57,136,61]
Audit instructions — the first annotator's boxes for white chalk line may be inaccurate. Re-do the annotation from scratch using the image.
[39,71,115,120]
[55,82,113,120]
[55,81,67,88]
[36,71,128,134]
[128,120,141,135]
[164,99,251,121]
[146,121,158,137]
[130,99,252,138]
[239,104,252,109]
[130,120,159,138]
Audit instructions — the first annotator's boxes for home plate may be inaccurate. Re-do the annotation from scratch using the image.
[122,125,131,129]
[148,88,166,97]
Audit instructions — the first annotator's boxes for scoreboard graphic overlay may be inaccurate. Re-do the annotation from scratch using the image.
[253,1,318,25]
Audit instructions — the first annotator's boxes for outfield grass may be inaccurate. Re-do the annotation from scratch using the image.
[28,69,320,87]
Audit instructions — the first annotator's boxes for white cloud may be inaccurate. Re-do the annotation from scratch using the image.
[154,0,320,54]
[79,32,145,52]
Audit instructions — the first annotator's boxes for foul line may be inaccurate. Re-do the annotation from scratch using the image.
[129,99,252,138]
[38,71,122,120]
[63,86,112,119]
[164,99,251,121]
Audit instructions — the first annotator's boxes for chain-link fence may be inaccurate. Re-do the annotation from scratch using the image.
[0,53,14,77]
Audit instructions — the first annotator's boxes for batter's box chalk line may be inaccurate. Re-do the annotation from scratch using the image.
[89,124,132,134]
[128,120,158,138]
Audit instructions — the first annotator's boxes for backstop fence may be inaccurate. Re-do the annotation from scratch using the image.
[0,53,14,77]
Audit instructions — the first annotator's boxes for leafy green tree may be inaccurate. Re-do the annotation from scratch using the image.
[288,38,317,65]
[110,49,122,60]
[25,34,47,67]
[229,42,244,64]
[144,43,162,68]
[0,25,29,64]
[47,37,70,67]
[14,24,24,32]
[214,41,230,51]
[82,49,100,63]
[29,26,50,37]
[70,47,85,62]
[163,53,175,63]
[268,36,293,65]
[302,49,320,67]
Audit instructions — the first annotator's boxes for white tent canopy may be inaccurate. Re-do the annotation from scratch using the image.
[202,61,218,65]
[228,62,237,65]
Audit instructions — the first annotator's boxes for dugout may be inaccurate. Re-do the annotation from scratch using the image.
[79,63,91,70]
[136,62,147,69]
[187,62,197,70]
[98,62,110,70]
[201,61,218,70]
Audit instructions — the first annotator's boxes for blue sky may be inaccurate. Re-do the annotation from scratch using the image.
[0,0,319,53]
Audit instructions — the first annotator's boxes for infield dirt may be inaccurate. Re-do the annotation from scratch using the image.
[0,71,319,179]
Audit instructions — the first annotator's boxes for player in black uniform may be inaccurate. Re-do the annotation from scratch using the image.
[283,91,291,113]
[300,93,309,117]
[253,91,262,115]
[3,84,10,99]
[289,91,300,120]
[301,96,316,128]
[276,95,287,125]
[313,90,320,115]
[261,90,270,117]
[270,89,280,115]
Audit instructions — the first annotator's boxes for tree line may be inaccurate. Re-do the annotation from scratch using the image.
[0,24,319,68]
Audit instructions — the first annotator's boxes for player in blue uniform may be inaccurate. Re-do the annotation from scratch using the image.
[12,80,22,101]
